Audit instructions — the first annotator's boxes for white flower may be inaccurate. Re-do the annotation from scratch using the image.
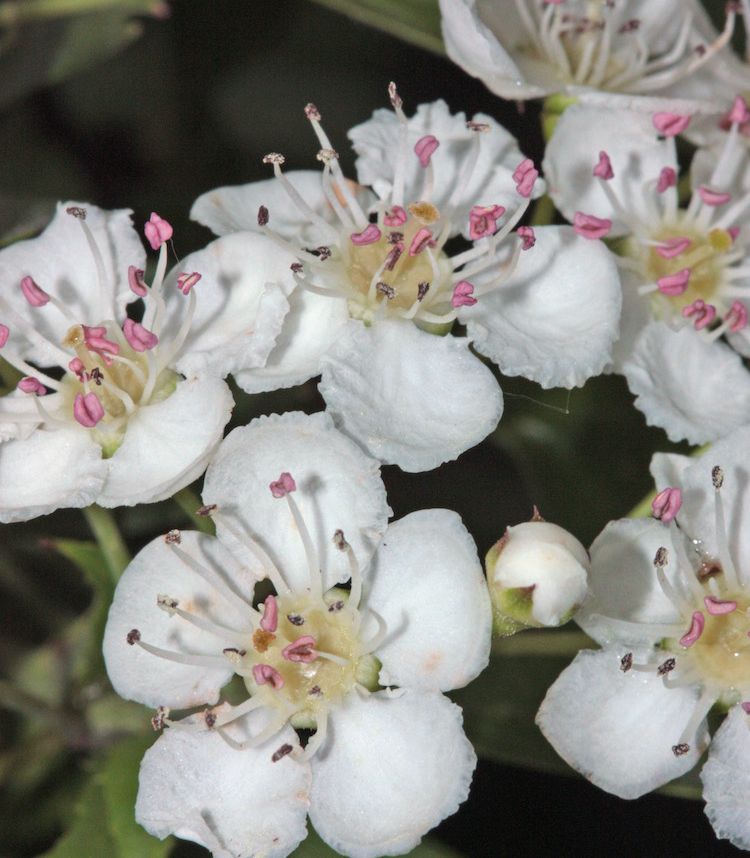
[537,427,750,850]
[439,0,750,111]
[0,202,290,521]
[543,100,750,444]
[102,411,491,858]
[190,90,622,472]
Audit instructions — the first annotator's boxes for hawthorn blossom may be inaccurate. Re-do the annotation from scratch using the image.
[190,88,621,471]
[543,101,750,443]
[538,427,750,851]
[0,203,289,521]
[103,411,491,858]
[439,0,750,112]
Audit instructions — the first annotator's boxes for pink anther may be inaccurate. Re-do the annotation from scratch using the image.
[350,224,382,246]
[513,158,538,198]
[698,186,732,206]
[728,226,741,242]
[83,325,120,362]
[517,226,536,250]
[704,595,738,616]
[651,487,682,522]
[252,664,284,690]
[260,595,278,633]
[281,635,317,663]
[652,112,691,137]
[17,377,46,396]
[728,95,750,126]
[384,243,404,270]
[176,271,201,296]
[128,265,148,297]
[68,357,85,379]
[593,151,614,180]
[742,701,750,714]
[725,300,748,332]
[469,204,506,240]
[73,392,105,428]
[656,237,692,259]
[657,167,677,194]
[414,135,440,168]
[679,611,705,648]
[144,212,173,251]
[123,318,159,352]
[681,299,716,330]
[384,206,407,227]
[656,268,690,296]
[20,276,49,307]
[409,227,435,256]
[269,472,296,498]
[0,324,8,348]
[451,280,477,308]
[572,212,612,240]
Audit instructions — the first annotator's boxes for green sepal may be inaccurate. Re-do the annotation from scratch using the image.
[541,93,579,140]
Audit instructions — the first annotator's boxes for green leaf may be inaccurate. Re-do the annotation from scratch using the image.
[292,827,463,857]
[41,734,172,858]
[307,0,444,54]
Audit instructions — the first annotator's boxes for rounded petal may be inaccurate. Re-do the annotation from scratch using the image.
[234,286,349,394]
[576,518,682,647]
[0,425,107,523]
[365,509,491,692]
[309,690,475,858]
[649,451,692,497]
[97,376,233,508]
[462,226,622,388]
[610,266,651,372]
[622,322,750,445]
[319,319,503,472]
[202,411,391,592]
[537,647,708,800]
[103,530,255,709]
[161,233,294,379]
[702,704,750,851]
[136,707,310,858]
[543,104,678,236]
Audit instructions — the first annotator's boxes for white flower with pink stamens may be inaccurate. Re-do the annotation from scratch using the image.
[537,427,750,851]
[543,101,750,443]
[439,0,750,111]
[190,89,621,472]
[103,411,491,858]
[0,202,289,521]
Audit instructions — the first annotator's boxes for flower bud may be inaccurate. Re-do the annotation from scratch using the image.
[486,519,590,637]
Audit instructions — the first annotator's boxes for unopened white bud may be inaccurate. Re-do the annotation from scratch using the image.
[486,520,590,636]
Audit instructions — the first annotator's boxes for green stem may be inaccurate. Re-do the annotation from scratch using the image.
[530,194,556,227]
[492,629,594,658]
[173,487,215,535]
[83,506,130,583]
[0,0,157,24]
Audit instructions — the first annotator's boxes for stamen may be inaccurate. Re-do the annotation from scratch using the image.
[593,151,614,180]
[73,392,105,428]
[572,212,612,240]
[469,205,506,241]
[517,226,536,250]
[414,134,439,168]
[271,473,322,599]
[451,280,477,308]
[144,212,173,251]
[269,472,296,497]
[409,227,434,256]
[166,539,256,611]
[682,299,717,330]
[176,272,201,296]
[125,629,231,669]
[359,609,388,654]
[698,186,732,207]
[17,377,47,396]
[252,663,285,689]
[156,594,251,645]
[300,710,328,760]
[657,167,677,194]
[656,237,692,258]
[679,611,705,648]
[712,466,741,589]
[384,206,407,227]
[333,528,362,610]
[281,635,317,663]
[261,595,278,632]
[620,652,633,672]
[128,265,148,297]
[350,224,381,246]
[20,276,50,308]
[656,268,690,296]
[704,595,737,615]
[652,487,682,522]
[123,318,159,352]
[652,112,691,137]
[272,743,294,762]
[512,158,539,198]
[216,715,288,751]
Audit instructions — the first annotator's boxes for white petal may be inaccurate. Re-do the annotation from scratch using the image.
[319,319,503,472]
[702,705,750,851]
[622,322,750,445]
[543,104,678,236]
[610,267,651,372]
[649,451,692,496]
[0,202,144,364]
[576,519,682,647]
[537,647,708,799]
[103,531,255,709]
[0,426,107,523]
[234,286,349,394]
[365,509,491,692]
[309,690,475,858]
[462,226,622,388]
[202,411,390,592]
[161,233,294,379]
[348,99,543,238]
[136,706,310,858]
[97,376,233,508]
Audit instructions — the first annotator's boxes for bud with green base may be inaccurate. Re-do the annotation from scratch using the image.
[486,511,590,637]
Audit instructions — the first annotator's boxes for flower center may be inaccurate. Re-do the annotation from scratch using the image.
[688,594,750,693]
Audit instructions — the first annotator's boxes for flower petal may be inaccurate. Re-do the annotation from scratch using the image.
[365,509,491,692]
[462,225,621,388]
[202,411,390,592]
[97,375,233,508]
[319,319,503,472]
[136,706,310,858]
[309,689,475,858]
[103,531,255,709]
[0,425,107,523]
[622,322,750,445]
[537,647,708,799]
